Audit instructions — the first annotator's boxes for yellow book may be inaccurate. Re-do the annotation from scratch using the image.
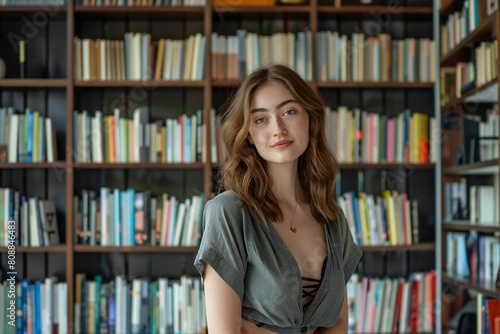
[383,190,397,245]
[357,193,370,245]
[412,113,420,163]
[161,126,166,162]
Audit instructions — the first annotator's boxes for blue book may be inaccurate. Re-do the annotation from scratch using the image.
[34,282,41,334]
[26,110,33,163]
[128,189,135,246]
[350,192,363,245]
[114,189,121,246]
[108,282,116,334]
[95,276,102,334]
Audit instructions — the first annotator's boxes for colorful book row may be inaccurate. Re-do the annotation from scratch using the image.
[74,189,204,247]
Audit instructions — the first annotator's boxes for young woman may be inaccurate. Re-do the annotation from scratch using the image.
[194,64,362,334]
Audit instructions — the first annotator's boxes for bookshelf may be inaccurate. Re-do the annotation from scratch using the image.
[438,0,500,330]
[0,0,438,333]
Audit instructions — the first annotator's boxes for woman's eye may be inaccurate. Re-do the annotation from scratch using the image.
[284,109,295,116]
[255,117,266,124]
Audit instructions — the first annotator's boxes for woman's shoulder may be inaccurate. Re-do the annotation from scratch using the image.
[204,191,247,219]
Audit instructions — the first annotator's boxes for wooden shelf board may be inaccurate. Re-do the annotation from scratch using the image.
[212,5,311,13]
[440,11,497,67]
[360,243,435,252]
[73,162,205,169]
[339,163,435,169]
[0,246,67,253]
[317,81,434,88]
[74,80,205,88]
[74,245,199,253]
[443,159,499,175]
[441,79,498,110]
[443,275,500,298]
[0,161,67,169]
[318,6,432,15]
[444,221,500,233]
[75,5,204,17]
[0,79,68,87]
[440,0,461,17]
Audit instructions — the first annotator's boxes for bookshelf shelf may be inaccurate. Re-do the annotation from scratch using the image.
[213,81,434,88]
[318,6,432,15]
[443,275,500,298]
[440,10,497,67]
[74,80,206,88]
[316,81,434,88]
[212,5,311,13]
[0,79,68,87]
[359,243,435,252]
[75,5,205,19]
[0,162,68,169]
[440,0,461,17]
[73,162,205,169]
[441,79,498,110]
[443,159,499,175]
[0,6,67,18]
[339,163,435,169]
[0,246,67,253]
[73,245,199,253]
[443,221,500,233]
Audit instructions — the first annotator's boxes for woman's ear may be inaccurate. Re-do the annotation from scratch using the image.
[247,135,254,145]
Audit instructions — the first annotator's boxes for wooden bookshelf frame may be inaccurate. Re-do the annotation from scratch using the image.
[0,1,438,332]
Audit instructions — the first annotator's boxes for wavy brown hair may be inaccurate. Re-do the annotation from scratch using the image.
[219,64,341,227]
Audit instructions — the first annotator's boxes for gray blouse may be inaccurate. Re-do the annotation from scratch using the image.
[194,191,362,333]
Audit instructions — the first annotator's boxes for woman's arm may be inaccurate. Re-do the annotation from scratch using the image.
[315,288,349,334]
[203,263,243,333]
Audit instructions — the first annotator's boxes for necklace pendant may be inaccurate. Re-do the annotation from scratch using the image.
[290,225,297,233]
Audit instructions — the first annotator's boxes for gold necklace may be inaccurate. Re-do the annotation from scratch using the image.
[289,201,298,233]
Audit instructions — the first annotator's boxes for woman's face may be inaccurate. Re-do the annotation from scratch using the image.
[248,81,310,165]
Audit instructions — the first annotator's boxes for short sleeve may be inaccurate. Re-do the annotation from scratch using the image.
[193,192,247,301]
[339,213,362,284]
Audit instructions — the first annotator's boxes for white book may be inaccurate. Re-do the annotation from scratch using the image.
[399,281,411,334]
[82,39,91,81]
[58,283,68,334]
[173,201,187,246]
[28,198,40,246]
[100,187,109,246]
[158,278,168,334]
[167,196,178,246]
[131,279,142,334]
[8,114,19,163]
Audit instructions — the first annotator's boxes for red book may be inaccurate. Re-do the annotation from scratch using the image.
[392,279,405,333]
[487,300,500,334]
[409,279,420,332]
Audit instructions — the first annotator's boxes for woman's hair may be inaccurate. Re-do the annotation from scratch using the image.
[219,64,342,226]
